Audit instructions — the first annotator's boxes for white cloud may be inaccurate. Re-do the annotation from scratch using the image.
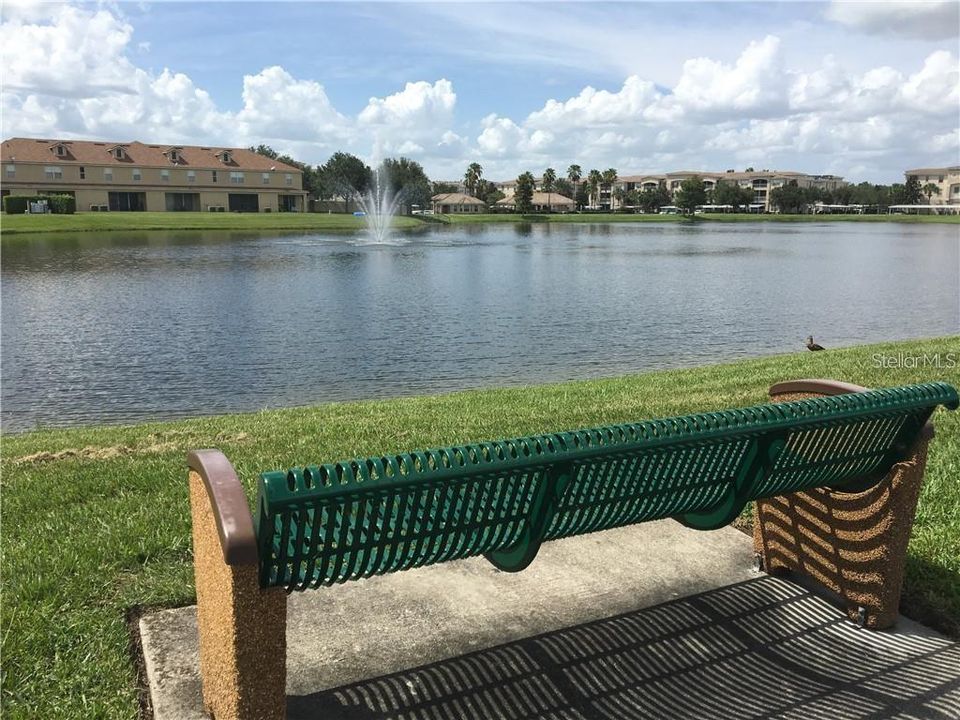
[0,4,136,97]
[672,36,787,116]
[234,66,348,143]
[1,2,957,183]
[899,51,959,114]
[526,77,662,129]
[359,79,455,127]
[0,4,465,168]
[825,1,959,40]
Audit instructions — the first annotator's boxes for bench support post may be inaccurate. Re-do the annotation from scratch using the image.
[753,381,932,629]
[188,452,287,720]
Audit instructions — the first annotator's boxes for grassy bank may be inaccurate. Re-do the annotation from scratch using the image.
[3,210,957,236]
[2,336,959,718]
[0,211,422,236]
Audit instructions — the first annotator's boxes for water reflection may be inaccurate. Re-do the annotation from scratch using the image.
[2,222,957,431]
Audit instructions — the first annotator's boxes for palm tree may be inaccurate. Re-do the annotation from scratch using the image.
[567,164,582,199]
[921,183,941,204]
[613,187,626,212]
[587,169,602,210]
[542,168,557,192]
[464,163,483,197]
[542,168,557,213]
[601,168,618,210]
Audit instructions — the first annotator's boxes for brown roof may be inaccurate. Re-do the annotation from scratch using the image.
[1,137,302,173]
[431,192,485,204]
[497,191,575,206]
[616,175,663,183]
[905,167,960,175]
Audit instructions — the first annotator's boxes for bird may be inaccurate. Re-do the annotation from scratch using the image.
[806,336,825,351]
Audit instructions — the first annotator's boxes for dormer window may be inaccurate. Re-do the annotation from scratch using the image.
[50,143,68,157]
[164,147,182,164]
[107,145,127,160]
[215,150,232,164]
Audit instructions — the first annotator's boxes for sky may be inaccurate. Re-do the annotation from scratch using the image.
[1,0,958,183]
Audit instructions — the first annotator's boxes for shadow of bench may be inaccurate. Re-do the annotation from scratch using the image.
[287,575,960,720]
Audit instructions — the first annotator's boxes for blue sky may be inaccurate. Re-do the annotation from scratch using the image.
[2,1,958,182]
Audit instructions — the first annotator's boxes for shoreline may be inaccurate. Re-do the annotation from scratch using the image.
[2,210,958,236]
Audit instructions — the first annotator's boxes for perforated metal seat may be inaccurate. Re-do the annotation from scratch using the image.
[255,382,958,591]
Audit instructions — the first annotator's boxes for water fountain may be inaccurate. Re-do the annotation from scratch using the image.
[353,165,404,244]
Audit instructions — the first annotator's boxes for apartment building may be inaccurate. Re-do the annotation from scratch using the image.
[1,137,307,212]
[497,169,845,212]
[905,166,960,205]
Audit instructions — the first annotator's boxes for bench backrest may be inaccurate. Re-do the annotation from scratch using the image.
[255,382,957,591]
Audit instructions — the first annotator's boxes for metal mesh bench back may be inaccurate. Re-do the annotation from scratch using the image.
[256,382,957,590]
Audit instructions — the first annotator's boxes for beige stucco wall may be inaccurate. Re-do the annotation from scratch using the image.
[4,161,302,191]
[4,185,304,212]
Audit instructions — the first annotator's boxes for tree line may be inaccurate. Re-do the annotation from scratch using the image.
[250,145,434,214]
[253,145,937,215]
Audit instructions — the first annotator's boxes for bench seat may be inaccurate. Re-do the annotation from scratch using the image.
[187,379,957,720]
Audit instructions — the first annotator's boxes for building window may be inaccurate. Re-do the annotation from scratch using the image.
[56,145,66,156]
[79,166,85,180]
[285,174,293,186]
[44,165,63,180]
[104,168,113,181]
[262,172,270,184]
[187,171,196,183]
[6,164,15,179]
[160,169,170,182]
[114,148,124,159]
[939,176,944,183]
[212,170,218,183]
[132,168,142,181]
[230,171,244,184]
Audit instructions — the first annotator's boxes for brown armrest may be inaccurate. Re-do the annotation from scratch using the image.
[769,379,869,397]
[769,378,934,441]
[187,449,258,566]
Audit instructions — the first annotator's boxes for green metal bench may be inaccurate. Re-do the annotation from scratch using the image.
[187,379,957,720]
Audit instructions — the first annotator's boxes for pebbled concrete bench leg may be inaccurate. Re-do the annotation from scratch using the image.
[753,390,930,630]
[190,471,287,719]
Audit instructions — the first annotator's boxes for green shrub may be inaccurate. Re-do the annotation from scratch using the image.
[3,195,30,214]
[46,194,76,214]
[3,194,76,214]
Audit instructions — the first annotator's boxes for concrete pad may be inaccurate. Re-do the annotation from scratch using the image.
[140,521,959,719]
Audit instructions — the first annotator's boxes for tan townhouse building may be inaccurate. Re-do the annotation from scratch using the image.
[905,166,960,205]
[1,137,308,212]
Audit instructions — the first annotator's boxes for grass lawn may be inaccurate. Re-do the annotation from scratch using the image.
[0,211,422,236]
[2,210,957,237]
[2,336,959,718]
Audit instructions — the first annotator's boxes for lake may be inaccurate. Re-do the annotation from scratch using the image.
[2,221,957,432]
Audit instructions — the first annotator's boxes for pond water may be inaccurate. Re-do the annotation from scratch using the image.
[2,222,957,432]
